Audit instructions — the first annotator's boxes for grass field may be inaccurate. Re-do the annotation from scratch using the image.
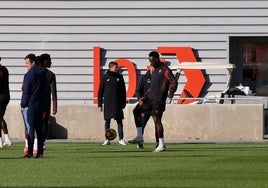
[0,141,268,188]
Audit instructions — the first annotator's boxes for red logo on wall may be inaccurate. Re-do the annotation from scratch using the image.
[93,46,206,104]
[157,47,206,104]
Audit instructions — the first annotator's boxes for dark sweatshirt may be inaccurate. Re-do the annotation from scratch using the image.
[0,64,10,104]
[21,65,48,112]
[136,70,151,100]
[147,63,178,102]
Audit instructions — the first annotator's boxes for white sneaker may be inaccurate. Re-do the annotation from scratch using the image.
[154,145,166,152]
[102,139,110,145]
[118,139,126,146]
[3,141,12,147]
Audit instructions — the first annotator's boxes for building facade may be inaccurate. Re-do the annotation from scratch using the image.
[1,0,268,104]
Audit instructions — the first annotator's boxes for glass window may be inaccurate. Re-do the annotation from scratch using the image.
[230,37,268,96]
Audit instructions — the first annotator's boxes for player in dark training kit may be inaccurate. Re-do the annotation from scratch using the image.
[132,51,178,152]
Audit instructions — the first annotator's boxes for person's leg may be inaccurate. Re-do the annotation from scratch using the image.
[0,105,11,147]
[141,110,151,134]
[154,123,159,148]
[42,112,50,151]
[43,113,49,140]
[103,119,111,145]
[1,119,12,146]
[129,103,150,144]
[136,111,151,149]
[22,108,30,153]
[116,119,126,145]
[151,101,165,152]
[116,119,123,140]
[133,103,143,135]
[24,130,28,154]
[132,104,142,127]
[0,116,3,148]
[152,114,165,152]
[35,112,44,157]
[33,131,38,154]
[153,115,164,138]
[26,109,35,157]
[104,119,111,132]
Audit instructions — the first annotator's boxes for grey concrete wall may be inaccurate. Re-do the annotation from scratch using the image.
[5,104,264,142]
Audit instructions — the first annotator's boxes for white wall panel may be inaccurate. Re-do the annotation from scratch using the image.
[3,17,268,25]
[0,33,227,42]
[1,0,268,104]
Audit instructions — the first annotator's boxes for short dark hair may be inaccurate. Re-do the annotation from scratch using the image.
[40,53,51,61]
[148,51,159,58]
[35,56,43,66]
[24,53,36,64]
[108,61,118,68]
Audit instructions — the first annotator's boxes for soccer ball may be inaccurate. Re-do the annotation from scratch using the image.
[105,128,117,140]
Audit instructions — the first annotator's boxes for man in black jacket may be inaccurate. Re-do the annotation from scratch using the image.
[98,61,127,146]
[133,51,178,152]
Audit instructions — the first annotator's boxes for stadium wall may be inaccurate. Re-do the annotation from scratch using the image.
[1,1,267,141]
[6,104,264,141]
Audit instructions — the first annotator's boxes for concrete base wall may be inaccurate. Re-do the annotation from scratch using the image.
[4,104,264,142]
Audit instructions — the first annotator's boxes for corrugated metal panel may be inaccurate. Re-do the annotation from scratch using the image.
[1,0,268,104]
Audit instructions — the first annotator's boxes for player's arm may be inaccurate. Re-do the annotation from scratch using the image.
[165,68,178,99]
[51,74,57,115]
[135,75,145,100]
[97,75,106,112]
[21,73,32,108]
[120,75,126,109]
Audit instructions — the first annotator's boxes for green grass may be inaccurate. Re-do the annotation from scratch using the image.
[0,142,268,188]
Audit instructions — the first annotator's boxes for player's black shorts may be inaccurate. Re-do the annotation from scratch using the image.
[143,98,165,118]
[0,103,8,117]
